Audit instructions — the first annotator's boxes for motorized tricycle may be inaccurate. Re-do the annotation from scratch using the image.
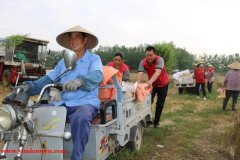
[0,51,152,160]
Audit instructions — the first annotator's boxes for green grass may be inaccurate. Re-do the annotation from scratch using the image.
[0,74,235,159]
[107,79,234,160]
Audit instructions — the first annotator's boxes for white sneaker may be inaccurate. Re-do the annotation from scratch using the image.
[203,97,206,101]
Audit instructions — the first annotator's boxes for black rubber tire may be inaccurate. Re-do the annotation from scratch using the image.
[186,87,196,94]
[128,123,143,151]
[178,87,184,94]
[2,69,10,87]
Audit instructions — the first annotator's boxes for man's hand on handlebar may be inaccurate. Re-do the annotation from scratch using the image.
[63,79,83,91]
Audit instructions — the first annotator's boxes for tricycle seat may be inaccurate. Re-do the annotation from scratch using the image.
[65,100,117,125]
[91,99,117,125]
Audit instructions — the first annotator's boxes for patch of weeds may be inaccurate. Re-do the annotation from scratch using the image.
[197,107,231,118]
[162,103,196,120]
[108,148,137,160]
[107,124,176,160]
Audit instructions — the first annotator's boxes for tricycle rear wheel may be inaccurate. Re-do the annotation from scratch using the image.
[128,122,143,151]
[178,87,184,94]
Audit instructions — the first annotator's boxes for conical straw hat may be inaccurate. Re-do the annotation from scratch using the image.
[195,60,204,66]
[227,61,240,70]
[56,25,98,50]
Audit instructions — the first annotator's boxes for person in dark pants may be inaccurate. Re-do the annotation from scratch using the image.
[222,61,240,111]
[137,46,169,128]
[207,64,215,93]
[194,61,207,101]
[151,84,168,127]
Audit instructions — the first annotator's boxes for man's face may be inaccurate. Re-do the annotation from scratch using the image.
[146,50,156,63]
[70,32,86,52]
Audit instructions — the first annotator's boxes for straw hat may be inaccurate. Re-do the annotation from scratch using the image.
[56,25,98,50]
[228,61,240,70]
[196,60,204,66]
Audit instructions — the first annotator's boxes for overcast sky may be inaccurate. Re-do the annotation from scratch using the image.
[0,0,239,55]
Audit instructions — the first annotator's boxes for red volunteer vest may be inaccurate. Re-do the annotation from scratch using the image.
[194,67,206,83]
[208,66,214,73]
[107,62,129,74]
[143,56,169,87]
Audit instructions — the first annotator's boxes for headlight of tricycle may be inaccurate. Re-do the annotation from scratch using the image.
[0,104,17,131]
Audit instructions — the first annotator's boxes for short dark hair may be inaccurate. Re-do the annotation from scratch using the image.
[145,46,156,53]
[114,52,124,60]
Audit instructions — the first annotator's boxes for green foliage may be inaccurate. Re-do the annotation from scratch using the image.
[47,43,240,74]
[94,42,197,73]
[94,44,147,70]
[201,53,240,73]
[45,50,64,68]
[154,42,176,72]
[94,42,180,72]
[175,48,195,70]
[2,34,28,49]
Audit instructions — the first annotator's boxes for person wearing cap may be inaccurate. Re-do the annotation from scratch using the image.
[207,64,215,93]
[137,46,169,128]
[222,61,240,111]
[194,61,207,101]
[12,25,103,160]
[107,52,130,81]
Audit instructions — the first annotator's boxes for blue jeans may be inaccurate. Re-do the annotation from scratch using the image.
[66,105,98,160]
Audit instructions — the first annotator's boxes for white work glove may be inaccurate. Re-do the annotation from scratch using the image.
[63,79,83,91]
[49,88,61,102]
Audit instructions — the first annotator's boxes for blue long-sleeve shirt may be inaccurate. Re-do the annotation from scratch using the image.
[25,50,103,109]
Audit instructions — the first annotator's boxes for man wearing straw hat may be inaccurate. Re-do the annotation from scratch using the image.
[9,25,103,160]
[223,61,240,111]
[194,61,207,101]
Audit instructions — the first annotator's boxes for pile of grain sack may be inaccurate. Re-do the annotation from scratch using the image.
[122,81,152,103]
[172,69,194,84]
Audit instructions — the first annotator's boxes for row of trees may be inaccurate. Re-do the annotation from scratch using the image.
[201,53,240,73]
[3,34,239,73]
[94,42,195,72]
[93,43,240,73]
[45,50,63,68]
[46,42,240,73]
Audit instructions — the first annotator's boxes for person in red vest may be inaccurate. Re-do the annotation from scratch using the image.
[194,61,207,101]
[107,52,130,81]
[137,46,169,128]
[207,64,215,93]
